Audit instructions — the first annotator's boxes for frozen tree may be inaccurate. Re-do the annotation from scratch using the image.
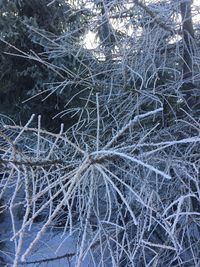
[0,0,200,266]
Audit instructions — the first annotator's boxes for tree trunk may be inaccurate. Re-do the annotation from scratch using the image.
[98,1,115,62]
[180,0,196,103]
[180,0,194,82]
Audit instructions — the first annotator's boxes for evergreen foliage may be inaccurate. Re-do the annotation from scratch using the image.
[0,0,92,131]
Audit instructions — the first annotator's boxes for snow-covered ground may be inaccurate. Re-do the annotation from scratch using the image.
[0,188,91,267]
[0,211,91,267]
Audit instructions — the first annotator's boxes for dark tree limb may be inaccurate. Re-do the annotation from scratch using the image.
[180,1,200,112]
[19,252,75,265]
[134,0,174,34]
[180,0,195,82]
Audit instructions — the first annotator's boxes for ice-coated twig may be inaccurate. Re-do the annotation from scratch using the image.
[103,108,163,150]
[96,165,138,225]
[21,159,90,261]
[76,166,94,267]
[92,150,171,180]
[13,166,31,267]
[96,93,100,152]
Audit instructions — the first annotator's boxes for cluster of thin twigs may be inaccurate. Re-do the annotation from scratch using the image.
[0,91,200,266]
[0,0,200,266]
